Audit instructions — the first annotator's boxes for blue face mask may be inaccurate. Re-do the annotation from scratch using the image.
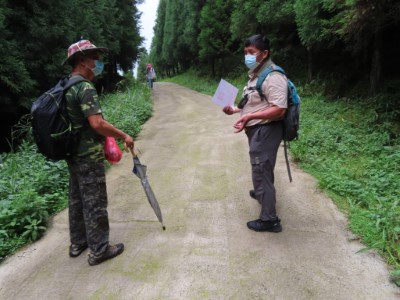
[245,51,265,70]
[244,54,260,70]
[91,60,104,76]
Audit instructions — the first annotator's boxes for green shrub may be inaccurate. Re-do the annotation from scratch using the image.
[290,95,400,270]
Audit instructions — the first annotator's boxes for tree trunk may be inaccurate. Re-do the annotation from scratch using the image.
[307,46,313,82]
[369,27,382,93]
[211,58,215,77]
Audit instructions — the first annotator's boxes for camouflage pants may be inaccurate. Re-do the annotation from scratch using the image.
[67,159,109,256]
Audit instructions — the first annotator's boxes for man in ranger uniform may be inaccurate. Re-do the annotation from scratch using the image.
[223,35,287,233]
[63,40,134,265]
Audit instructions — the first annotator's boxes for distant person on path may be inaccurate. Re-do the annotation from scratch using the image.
[63,39,134,265]
[222,34,287,232]
[146,63,156,88]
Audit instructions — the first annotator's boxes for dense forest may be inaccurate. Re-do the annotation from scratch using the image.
[0,0,144,152]
[146,0,400,100]
[2,0,400,151]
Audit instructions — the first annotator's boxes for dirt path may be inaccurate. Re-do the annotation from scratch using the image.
[0,82,398,299]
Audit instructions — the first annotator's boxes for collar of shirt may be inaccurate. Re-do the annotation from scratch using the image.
[248,58,274,79]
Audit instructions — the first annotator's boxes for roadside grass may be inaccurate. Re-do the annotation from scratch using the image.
[290,95,400,276]
[164,71,400,284]
[0,77,152,262]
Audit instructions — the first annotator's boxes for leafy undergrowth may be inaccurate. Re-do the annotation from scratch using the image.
[0,77,153,262]
[290,95,400,284]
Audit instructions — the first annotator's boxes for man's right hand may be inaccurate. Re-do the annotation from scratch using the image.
[123,135,134,150]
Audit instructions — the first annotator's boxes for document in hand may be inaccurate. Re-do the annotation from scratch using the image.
[212,79,238,107]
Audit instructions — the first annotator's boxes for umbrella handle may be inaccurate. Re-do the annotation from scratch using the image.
[124,144,137,157]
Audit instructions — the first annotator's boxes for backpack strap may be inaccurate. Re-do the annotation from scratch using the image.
[256,65,293,182]
[256,65,286,100]
[63,75,86,90]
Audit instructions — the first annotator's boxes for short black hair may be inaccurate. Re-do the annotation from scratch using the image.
[68,54,81,68]
[68,51,100,67]
[244,34,270,52]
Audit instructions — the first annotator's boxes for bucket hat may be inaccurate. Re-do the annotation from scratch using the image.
[63,40,108,66]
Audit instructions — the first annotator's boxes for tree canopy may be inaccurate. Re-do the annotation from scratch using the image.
[1,0,400,151]
[149,0,400,95]
[0,0,143,122]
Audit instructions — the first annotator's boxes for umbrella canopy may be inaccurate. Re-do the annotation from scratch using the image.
[131,153,165,230]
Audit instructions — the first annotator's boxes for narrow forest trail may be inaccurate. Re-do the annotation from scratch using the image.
[0,82,398,299]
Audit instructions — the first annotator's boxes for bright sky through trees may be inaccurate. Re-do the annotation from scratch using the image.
[139,0,159,52]
[133,0,159,77]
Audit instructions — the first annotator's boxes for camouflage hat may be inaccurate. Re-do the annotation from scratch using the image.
[63,40,108,66]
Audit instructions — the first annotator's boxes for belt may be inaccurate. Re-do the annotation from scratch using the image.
[245,120,281,133]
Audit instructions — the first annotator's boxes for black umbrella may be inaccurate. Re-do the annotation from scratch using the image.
[129,149,165,230]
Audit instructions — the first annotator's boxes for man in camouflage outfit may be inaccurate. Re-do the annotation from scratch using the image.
[63,40,134,266]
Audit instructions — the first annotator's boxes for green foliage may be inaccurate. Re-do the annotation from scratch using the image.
[161,0,182,68]
[21,216,47,241]
[137,50,150,84]
[290,94,400,270]
[295,0,333,47]
[391,268,400,287]
[150,0,167,73]
[150,0,400,101]
[230,0,258,41]
[0,0,143,126]
[198,0,235,76]
[0,142,67,261]
[0,78,152,262]
[101,78,153,138]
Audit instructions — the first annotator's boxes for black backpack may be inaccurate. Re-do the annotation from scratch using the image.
[31,75,86,160]
[255,65,301,182]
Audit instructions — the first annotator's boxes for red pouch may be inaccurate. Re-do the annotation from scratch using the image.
[104,137,122,163]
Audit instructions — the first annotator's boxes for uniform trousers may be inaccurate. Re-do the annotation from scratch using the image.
[245,121,283,221]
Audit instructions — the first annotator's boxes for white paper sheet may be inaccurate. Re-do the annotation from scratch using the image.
[212,79,238,107]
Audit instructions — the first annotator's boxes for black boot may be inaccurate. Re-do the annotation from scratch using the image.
[247,218,282,233]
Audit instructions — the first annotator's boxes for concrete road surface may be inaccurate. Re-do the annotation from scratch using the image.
[0,82,398,299]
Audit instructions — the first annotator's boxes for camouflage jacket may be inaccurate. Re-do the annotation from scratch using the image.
[65,79,104,162]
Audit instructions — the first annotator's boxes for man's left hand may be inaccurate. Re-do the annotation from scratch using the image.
[233,115,249,133]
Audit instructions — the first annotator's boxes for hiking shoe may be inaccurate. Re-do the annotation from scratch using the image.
[249,190,256,200]
[69,243,88,257]
[247,219,282,233]
[88,243,124,266]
